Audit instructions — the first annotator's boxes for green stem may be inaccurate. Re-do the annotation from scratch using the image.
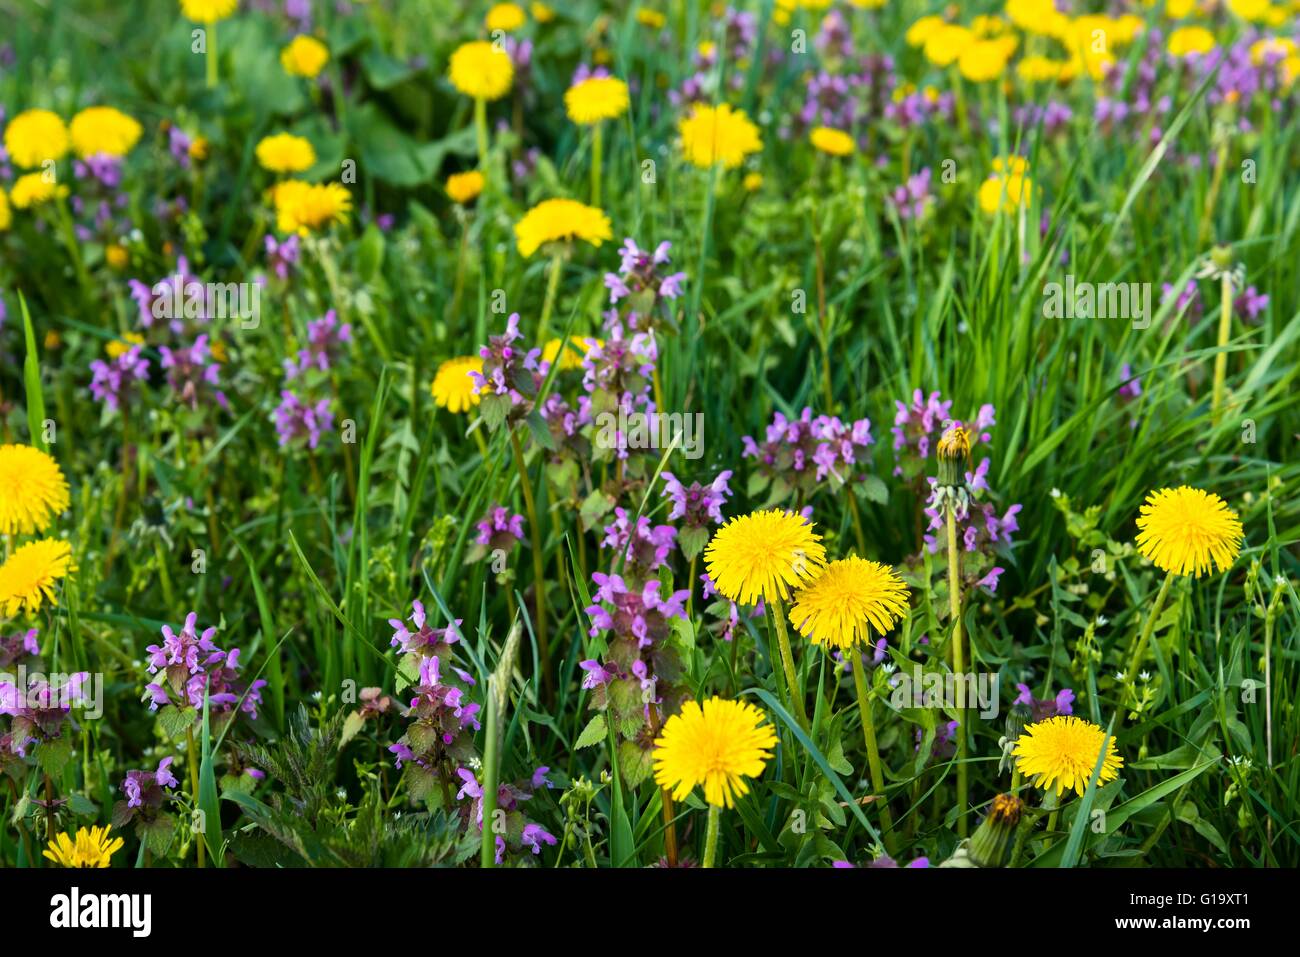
[591,121,603,208]
[536,251,564,344]
[206,21,218,89]
[702,804,721,868]
[1125,570,1175,685]
[510,428,551,701]
[769,597,808,730]
[186,728,204,868]
[946,506,968,837]
[480,675,500,868]
[473,96,489,176]
[852,649,896,853]
[1211,272,1232,424]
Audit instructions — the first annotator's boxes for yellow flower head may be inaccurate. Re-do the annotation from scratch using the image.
[1135,486,1243,578]
[924,24,974,67]
[541,336,600,371]
[704,508,827,606]
[959,37,1017,82]
[788,557,911,651]
[743,171,764,191]
[652,697,777,808]
[1168,26,1215,57]
[432,356,485,413]
[69,107,142,160]
[978,161,1034,215]
[0,191,10,232]
[565,75,630,125]
[448,40,514,101]
[637,8,667,28]
[906,15,947,47]
[531,2,555,23]
[106,331,146,358]
[281,35,330,78]
[446,170,485,205]
[513,198,612,257]
[4,109,69,169]
[678,103,763,169]
[180,0,238,23]
[0,445,71,535]
[485,2,526,31]
[810,126,854,157]
[255,133,317,174]
[9,172,65,209]
[1017,54,1076,83]
[1250,36,1297,65]
[1005,0,1070,37]
[1227,0,1272,20]
[1165,0,1196,17]
[0,538,75,617]
[43,825,123,868]
[273,180,352,235]
[936,425,972,461]
[1012,716,1123,797]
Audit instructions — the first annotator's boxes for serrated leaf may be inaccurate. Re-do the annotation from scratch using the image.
[574,713,607,749]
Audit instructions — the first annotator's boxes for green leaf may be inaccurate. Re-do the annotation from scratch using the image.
[18,293,46,451]
[574,713,607,749]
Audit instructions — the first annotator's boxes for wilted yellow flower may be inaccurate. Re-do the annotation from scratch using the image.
[273,180,352,235]
[565,75,630,125]
[0,538,76,616]
[44,825,123,869]
[809,126,854,156]
[9,172,65,209]
[446,170,485,205]
[179,0,238,23]
[1135,486,1243,578]
[704,509,827,606]
[652,697,777,809]
[69,107,142,159]
[0,444,70,535]
[4,109,69,169]
[678,103,762,169]
[788,557,911,651]
[513,198,612,257]
[1013,716,1123,797]
[255,133,316,174]
[485,2,526,30]
[281,35,330,78]
[448,40,514,101]
[1168,26,1215,57]
[431,356,485,413]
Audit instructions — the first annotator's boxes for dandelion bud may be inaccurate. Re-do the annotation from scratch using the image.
[966,793,1023,868]
[935,425,971,488]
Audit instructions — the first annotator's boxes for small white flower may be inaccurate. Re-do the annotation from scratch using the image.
[1050,487,1061,498]
[1096,615,1109,627]
[1139,671,1151,682]
[1114,671,1126,681]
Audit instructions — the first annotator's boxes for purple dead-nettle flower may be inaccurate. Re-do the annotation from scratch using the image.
[1118,363,1143,402]
[199,647,268,718]
[146,612,220,678]
[454,767,553,862]
[388,600,463,659]
[1235,285,1269,321]
[0,628,40,669]
[661,470,732,526]
[585,572,688,645]
[471,312,542,419]
[0,672,90,756]
[916,719,960,761]
[273,390,333,450]
[142,613,264,722]
[581,320,657,426]
[475,505,526,549]
[742,407,873,499]
[387,637,480,780]
[923,497,1022,554]
[579,658,621,690]
[284,309,351,379]
[889,167,933,221]
[159,334,228,410]
[265,233,301,281]
[601,507,677,577]
[74,153,124,189]
[1014,683,1076,722]
[168,125,197,168]
[129,255,205,333]
[122,757,179,810]
[89,343,150,413]
[603,238,688,326]
[977,566,1005,593]
[521,822,558,855]
[884,85,954,129]
[1161,280,1201,319]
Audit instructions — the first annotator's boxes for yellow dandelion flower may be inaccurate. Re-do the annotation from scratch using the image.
[541,336,600,371]
[959,37,1016,82]
[809,126,854,157]
[447,170,485,205]
[432,356,485,414]
[513,198,612,257]
[565,75,630,125]
[0,538,76,616]
[281,35,330,78]
[485,2,526,31]
[106,331,146,359]
[788,557,911,651]
[1227,0,1272,20]
[652,697,777,808]
[273,180,351,235]
[847,0,886,8]
[1017,54,1076,83]
[448,40,514,101]
[1013,716,1123,797]
[1250,36,1297,65]
[1165,0,1196,17]
[531,2,555,23]
[1135,486,1243,578]
[905,15,947,47]
[43,825,123,869]
[704,509,827,606]
[4,109,69,169]
[923,24,974,68]
[678,103,763,170]
[978,166,1034,215]
[0,190,10,232]
[105,243,129,269]
[1168,26,1215,57]
[69,107,142,160]
[1005,0,1070,37]
[936,425,972,461]
[636,8,667,28]
[0,444,70,535]
[179,0,238,23]
[742,171,763,191]
[971,14,1008,36]
[255,133,316,174]
[9,172,65,209]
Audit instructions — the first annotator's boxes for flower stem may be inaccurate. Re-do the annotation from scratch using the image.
[851,651,896,853]
[535,251,564,345]
[1211,271,1232,424]
[702,804,721,868]
[186,727,205,868]
[473,97,489,173]
[945,505,968,837]
[769,597,808,730]
[206,21,218,89]
[590,121,603,208]
[648,704,679,866]
[1125,570,1174,686]
[510,428,552,702]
